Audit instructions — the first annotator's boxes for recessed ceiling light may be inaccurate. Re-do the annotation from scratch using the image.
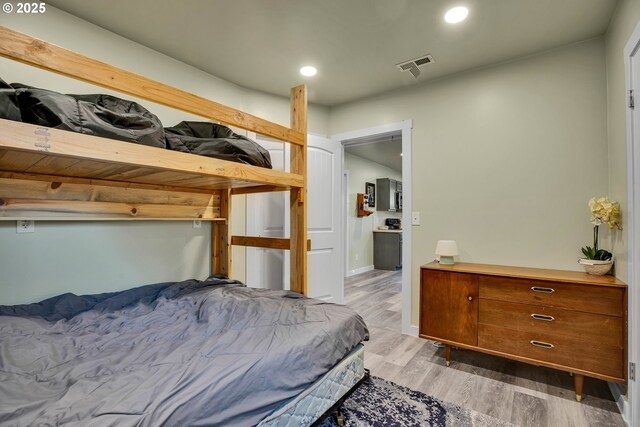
[300,66,317,77]
[444,6,468,24]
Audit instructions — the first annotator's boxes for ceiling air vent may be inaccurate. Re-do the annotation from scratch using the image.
[396,54,434,78]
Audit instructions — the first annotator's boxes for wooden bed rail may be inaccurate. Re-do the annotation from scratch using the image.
[0,26,304,146]
[230,185,290,195]
[231,236,311,251]
[0,173,222,220]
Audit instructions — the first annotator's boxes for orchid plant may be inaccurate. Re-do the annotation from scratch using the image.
[580,197,622,261]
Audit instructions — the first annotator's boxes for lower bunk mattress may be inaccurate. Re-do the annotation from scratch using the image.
[258,343,365,426]
[0,277,369,426]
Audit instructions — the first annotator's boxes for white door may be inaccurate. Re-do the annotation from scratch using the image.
[247,134,343,303]
[298,135,343,303]
[246,135,286,290]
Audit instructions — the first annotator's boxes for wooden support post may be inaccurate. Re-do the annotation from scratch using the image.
[213,189,231,277]
[290,85,308,295]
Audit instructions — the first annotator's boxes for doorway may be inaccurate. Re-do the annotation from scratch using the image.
[342,132,402,277]
[333,120,414,336]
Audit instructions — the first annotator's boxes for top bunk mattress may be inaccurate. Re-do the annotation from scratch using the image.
[0,78,273,168]
[0,278,369,426]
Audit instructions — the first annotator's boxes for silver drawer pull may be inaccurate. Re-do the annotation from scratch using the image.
[531,286,554,294]
[531,314,555,322]
[530,340,554,349]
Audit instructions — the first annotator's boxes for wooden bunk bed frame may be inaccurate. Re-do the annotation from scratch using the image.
[0,27,309,295]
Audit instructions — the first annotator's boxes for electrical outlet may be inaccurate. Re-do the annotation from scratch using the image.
[355,253,359,261]
[631,362,636,381]
[193,220,202,229]
[17,220,35,234]
[412,212,420,226]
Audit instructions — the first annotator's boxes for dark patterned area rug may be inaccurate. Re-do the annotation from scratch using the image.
[318,376,514,427]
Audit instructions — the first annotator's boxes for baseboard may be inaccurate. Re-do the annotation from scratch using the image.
[402,324,418,337]
[346,265,374,277]
[609,382,630,425]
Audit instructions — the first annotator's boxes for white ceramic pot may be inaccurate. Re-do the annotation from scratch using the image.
[578,258,613,276]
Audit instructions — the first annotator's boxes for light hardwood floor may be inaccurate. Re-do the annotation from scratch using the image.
[345,269,626,427]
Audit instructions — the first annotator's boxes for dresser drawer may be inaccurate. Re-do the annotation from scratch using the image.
[478,324,624,379]
[479,276,624,317]
[479,299,623,348]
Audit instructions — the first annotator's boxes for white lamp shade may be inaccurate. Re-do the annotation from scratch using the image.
[435,240,459,256]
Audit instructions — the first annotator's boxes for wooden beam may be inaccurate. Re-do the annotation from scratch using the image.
[0,120,304,189]
[213,189,231,277]
[0,175,220,220]
[230,185,290,195]
[0,198,220,220]
[0,171,220,195]
[0,176,220,206]
[0,27,304,146]
[231,236,311,251]
[289,85,308,295]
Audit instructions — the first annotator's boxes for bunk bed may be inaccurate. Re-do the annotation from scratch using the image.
[0,27,368,426]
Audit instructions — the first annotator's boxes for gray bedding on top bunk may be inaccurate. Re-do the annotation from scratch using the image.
[0,278,368,427]
[0,77,273,168]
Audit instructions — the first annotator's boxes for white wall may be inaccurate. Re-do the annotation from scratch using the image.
[0,9,617,327]
[605,0,640,283]
[0,7,329,304]
[345,153,401,273]
[330,38,609,324]
[603,0,640,410]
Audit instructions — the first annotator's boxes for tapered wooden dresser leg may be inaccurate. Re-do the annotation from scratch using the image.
[574,374,584,402]
[444,344,451,367]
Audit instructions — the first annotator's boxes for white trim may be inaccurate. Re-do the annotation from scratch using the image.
[624,21,640,427]
[610,382,631,425]
[332,120,413,143]
[406,324,419,337]
[343,171,350,278]
[346,265,375,277]
[400,123,414,337]
[332,120,415,336]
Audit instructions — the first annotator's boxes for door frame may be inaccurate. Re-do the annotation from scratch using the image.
[332,120,415,336]
[624,21,640,427]
[343,170,350,279]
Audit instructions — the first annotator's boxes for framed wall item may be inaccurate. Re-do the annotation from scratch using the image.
[365,182,375,207]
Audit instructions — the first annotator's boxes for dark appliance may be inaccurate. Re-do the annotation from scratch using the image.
[385,218,401,230]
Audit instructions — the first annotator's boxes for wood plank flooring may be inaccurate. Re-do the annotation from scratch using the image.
[345,269,626,427]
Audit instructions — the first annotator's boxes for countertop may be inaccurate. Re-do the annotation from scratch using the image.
[421,261,626,287]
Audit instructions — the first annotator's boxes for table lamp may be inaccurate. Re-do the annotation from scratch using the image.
[435,240,458,265]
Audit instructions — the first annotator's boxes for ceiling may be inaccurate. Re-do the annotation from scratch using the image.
[47,0,618,106]
[345,136,403,172]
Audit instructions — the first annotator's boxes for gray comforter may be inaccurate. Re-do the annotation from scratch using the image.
[0,278,368,426]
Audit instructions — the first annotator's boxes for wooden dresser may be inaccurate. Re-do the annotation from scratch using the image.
[419,262,627,401]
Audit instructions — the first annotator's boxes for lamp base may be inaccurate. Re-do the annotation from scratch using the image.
[439,256,455,265]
